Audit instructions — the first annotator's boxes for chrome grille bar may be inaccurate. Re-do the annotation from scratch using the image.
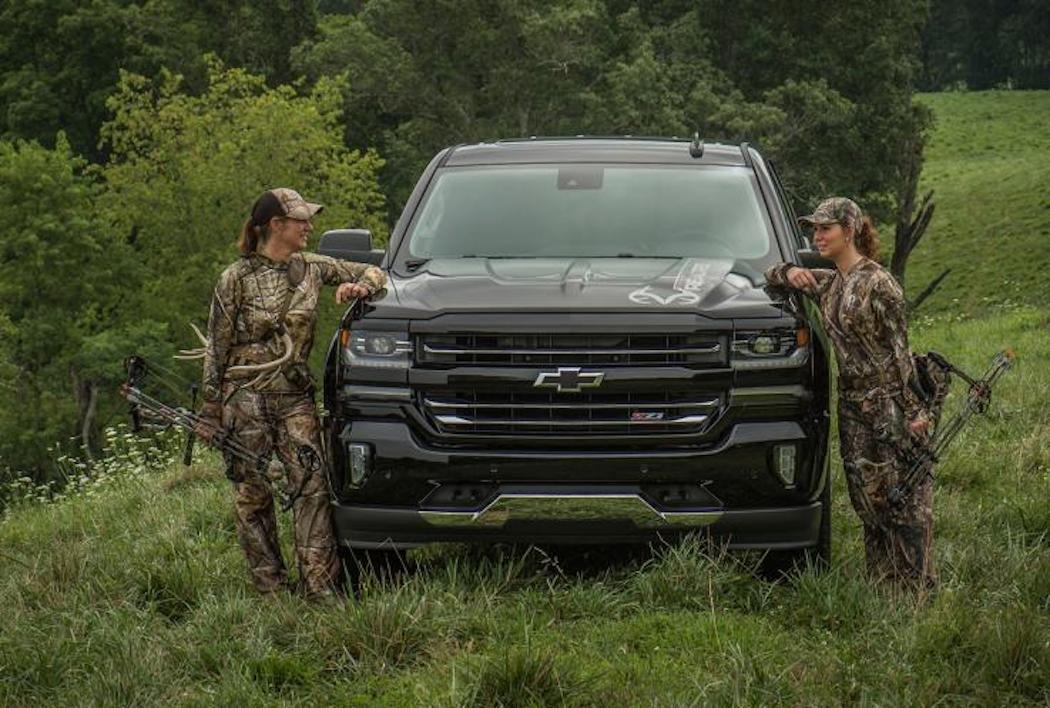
[423,398,720,411]
[420,390,720,435]
[433,415,709,427]
[418,332,727,367]
[422,344,721,355]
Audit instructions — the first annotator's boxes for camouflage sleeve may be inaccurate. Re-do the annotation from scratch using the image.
[312,254,387,293]
[763,262,797,287]
[763,262,835,301]
[201,267,241,404]
[871,273,925,421]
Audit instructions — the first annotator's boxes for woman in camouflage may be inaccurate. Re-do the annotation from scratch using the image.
[765,197,936,589]
[196,188,386,599]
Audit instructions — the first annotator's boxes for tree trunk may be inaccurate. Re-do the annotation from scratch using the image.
[910,267,952,313]
[82,383,98,460]
[890,126,934,291]
[71,366,100,460]
[891,115,938,311]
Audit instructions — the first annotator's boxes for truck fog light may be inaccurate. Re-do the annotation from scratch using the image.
[348,443,373,486]
[773,444,797,487]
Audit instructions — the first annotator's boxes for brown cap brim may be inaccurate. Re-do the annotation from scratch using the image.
[285,201,324,220]
[797,214,836,227]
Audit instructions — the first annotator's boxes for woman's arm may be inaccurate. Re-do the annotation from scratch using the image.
[312,254,387,301]
[764,263,835,296]
[200,268,240,406]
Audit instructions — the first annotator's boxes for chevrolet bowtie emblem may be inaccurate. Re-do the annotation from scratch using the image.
[533,367,605,393]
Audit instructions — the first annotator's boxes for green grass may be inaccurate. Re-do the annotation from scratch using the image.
[907,90,1050,314]
[2,307,1047,705]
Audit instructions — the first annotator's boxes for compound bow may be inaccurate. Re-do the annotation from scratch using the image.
[890,349,1015,505]
[121,355,268,480]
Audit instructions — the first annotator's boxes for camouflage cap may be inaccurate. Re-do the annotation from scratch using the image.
[251,188,324,225]
[797,197,863,233]
[270,187,323,220]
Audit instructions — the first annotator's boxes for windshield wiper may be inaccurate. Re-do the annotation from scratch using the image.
[404,257,430,271]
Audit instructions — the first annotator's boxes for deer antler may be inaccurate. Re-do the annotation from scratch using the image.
[173,323,211,360]
[226,329,295,376]
[173,323,295,389]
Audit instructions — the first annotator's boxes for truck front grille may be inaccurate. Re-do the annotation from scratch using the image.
[418,333,725,367]
[421,390,721,435]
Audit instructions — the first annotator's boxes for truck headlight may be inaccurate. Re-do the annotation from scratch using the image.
[342,330,412,368]
[731,328,809,370]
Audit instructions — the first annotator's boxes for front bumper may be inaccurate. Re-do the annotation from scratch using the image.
[334,495,823,549]
[328,418,826,550]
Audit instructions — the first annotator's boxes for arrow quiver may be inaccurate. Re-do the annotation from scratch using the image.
[889,349,1015,505]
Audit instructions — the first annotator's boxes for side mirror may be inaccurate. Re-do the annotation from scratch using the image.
[797,247,833,270]
[318,229,385,265]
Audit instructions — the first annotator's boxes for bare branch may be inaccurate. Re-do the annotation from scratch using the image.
[909,268,952,313]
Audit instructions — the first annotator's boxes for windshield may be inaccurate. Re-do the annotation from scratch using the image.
[404,164,775,264]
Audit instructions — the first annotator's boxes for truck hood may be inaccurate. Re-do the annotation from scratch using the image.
[369,257,784,320]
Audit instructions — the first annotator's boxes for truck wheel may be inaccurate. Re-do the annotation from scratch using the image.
[759,482,831,579]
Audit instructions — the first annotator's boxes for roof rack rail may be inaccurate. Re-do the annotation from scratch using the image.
[689,132,704,158]
[739,141,755,168]
[438,143,465,167]
[496,135,693,144]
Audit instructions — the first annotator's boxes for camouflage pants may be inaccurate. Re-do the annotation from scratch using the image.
[839,395,937,589]
[221,386,340,597]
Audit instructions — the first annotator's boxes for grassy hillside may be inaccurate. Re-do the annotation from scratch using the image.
[908,91,1050,314]
[2,308,1046,705]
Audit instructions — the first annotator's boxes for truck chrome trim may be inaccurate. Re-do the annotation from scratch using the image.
[533,367,605,392]
[423,398,720,411]
[729,385,808,405]
[420,492,724,528]
[433,414,709,427]
[423,344,721,356]
[341,385,413,402]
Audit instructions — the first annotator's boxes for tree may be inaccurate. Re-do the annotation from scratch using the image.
[293,1,931,224]
[920,0,1050,90]
[0,136,145,471]
[97,59,388,388]
[0,0,319,160]
[292,0,616,213]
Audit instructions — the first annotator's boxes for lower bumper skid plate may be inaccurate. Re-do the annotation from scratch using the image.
[419,491,724,529]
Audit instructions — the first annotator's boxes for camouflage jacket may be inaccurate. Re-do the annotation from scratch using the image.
[201,251,387,403]
[764,258,924,421]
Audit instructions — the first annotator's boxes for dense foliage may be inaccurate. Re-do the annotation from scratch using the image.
[0,136,149,470]
[0,0,318,159]
[0,62,386,479]
[921,0,1050,90]
[292,0,929,218]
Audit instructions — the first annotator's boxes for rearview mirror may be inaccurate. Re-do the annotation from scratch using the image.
[797,247,833,270]
[319,229,385,266]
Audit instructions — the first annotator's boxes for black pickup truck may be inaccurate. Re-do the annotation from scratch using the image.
[319,137,832,571]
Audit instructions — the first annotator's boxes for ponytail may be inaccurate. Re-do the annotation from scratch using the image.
[238,218,269,255]
[854,216,880,261]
